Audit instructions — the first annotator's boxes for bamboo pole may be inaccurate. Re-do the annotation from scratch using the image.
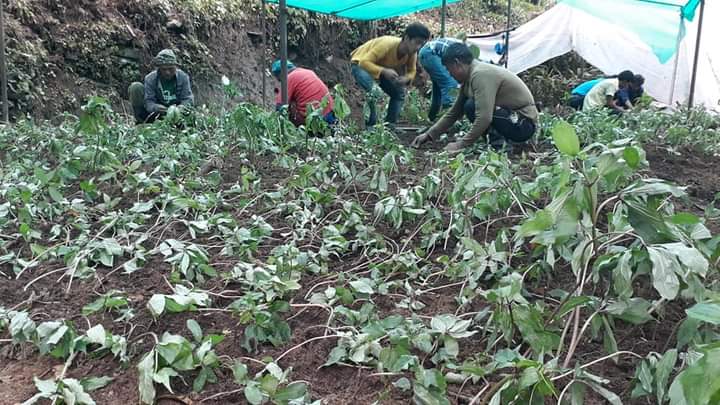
[279,0,288,105]
[687,0,706,109]
[440,0,447,37]
[0,0,9,122]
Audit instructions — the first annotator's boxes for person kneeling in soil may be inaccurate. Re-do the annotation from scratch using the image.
[568,78,603,110]
[272,60,335,128]
[615,74,645,110]
[128,49,194,124]
[350,22,431,128]
[411,43,538,153]
[582,70,634,114]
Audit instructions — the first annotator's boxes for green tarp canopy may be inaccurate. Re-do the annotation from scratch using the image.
[265,0,460,20]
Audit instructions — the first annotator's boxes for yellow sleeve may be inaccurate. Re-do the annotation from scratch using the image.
[405,52,418,81]
[352,38,393,79]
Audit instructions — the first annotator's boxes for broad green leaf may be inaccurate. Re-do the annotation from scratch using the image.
[640,360,655,392]
[137,352,156,404]
[394,377,412,391]
[153,367,179,393]
[556,296,593,320]
[648,246,681,300]
[231,361,248,384]
[193,368,208,392]
[82,298,106,316]
[81,376,113,392]
[48,187,65,203]
[668,345,720,405]
[186,319,203,342]
[606,298,654,325]
[676,318,701,349]
[430,314,457,334]
[349,278,374,295]
[552,120,580,156]
[624,180,687,198]
[275,382,308,401]
[656,349,678,404]
[85,324,107,346]
[34,377,58,394]
[260,374,280,396]
[62,378,96,405]
[244,383,264,405]
[570,381,586,405]
[517,209,553,238]
[623,146,641,169]
[602,317,619,360]
[443,336,459,357]
[613,251,633,299]
[147,295,166,317]
[671,213,701,225]
[686,303,720,325]
[413,384,450,405]
[324,345,347,367]
[671,244,709,277]
[583,380,623,405]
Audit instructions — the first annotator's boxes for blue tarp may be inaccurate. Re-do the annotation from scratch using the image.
[265,0,460,20]
[562,0,701,63]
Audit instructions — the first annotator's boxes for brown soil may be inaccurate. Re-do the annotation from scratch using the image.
[645,143,720,203]
[2,140,718,404]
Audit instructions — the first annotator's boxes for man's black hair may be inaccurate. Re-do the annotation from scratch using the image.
[633,74,645,85]
[441,43,474,66]
[618,70,634,82]
[404,22,431,41]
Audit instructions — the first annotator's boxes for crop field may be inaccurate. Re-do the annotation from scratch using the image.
[1,96,719,405]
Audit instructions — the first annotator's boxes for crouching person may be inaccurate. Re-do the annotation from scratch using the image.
[128,49,194,124]
[412,43,538,152]
[272,60,335,128]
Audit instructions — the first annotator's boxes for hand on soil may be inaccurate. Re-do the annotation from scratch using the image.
[411,133,430,148]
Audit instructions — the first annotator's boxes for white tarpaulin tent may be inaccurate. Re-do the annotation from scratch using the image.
[468,0,719,110]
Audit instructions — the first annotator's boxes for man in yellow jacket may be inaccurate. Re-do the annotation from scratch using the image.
[351,22,430,127]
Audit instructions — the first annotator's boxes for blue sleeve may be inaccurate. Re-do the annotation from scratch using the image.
[615,88,630,105]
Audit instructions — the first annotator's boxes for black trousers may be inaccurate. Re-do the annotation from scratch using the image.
[568,94,584,110]
[464,100,536,143]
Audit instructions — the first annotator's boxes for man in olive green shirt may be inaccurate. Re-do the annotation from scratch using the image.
[412,43,538,152]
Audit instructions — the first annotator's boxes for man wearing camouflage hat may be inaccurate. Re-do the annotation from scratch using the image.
[128,49,194,124]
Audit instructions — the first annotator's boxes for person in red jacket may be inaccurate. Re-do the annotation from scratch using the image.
[272,60,335,127]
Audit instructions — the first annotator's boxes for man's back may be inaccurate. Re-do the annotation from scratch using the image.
[463,61,538,122]
[285,68,333,125]
[572,78,602,96]
[583,78,618,110]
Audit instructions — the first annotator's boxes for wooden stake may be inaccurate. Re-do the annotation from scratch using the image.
[0,0,9,122]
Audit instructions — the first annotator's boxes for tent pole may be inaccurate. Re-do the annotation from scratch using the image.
[504,0,511,68]
[668,13,684,105]
[687,0,705,110]
[0,0,9,123]
[279,0,288,105]
[440,0,447,37]
[261,0,267,108]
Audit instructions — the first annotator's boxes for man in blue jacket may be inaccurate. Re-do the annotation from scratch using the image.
[128,49,194,124]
